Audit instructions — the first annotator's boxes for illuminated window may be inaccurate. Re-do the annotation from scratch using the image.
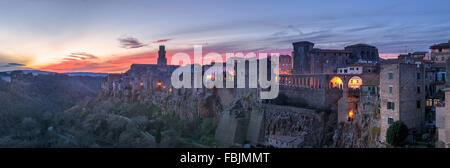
[434,99,440,106]
[348,76,363,89]
[427,99,432,106]
[330,77,343,88]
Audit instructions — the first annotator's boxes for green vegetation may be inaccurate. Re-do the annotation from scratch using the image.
[0,76,222,148]
[386,121,408,147]
[53,99,223,147]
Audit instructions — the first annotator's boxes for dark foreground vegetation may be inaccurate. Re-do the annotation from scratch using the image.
[0,75,222,147]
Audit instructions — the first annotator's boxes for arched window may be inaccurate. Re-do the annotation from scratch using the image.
[330,76,343,89]
[348,76,363,89]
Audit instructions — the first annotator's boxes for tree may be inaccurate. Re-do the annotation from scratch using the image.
[386,121,408,147]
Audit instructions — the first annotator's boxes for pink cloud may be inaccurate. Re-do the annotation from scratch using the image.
[152,39,171,43]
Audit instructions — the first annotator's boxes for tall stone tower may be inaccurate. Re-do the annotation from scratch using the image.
[157,45,167,65]
[292,41,314,74]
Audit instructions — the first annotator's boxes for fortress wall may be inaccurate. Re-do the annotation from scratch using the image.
[280,86,328,108]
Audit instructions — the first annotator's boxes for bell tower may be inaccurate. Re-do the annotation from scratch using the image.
[157,45,167,65]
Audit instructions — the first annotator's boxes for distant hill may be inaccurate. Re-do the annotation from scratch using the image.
[63,72,108,77]
[0,70,108,77]
[0,74,103,147]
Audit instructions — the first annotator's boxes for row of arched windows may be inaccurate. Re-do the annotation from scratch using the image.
[279,75,323,89]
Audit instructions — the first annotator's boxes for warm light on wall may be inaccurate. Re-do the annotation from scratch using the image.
[349,109,354,118]
[348,109,354,121]
[140,82,144,87]
[348,76,362,89]
[156,82,162,86]
[330,76,343,88]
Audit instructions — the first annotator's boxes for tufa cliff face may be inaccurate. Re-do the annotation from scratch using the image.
[99,64,382,148]
[331,107,383,148]
[100,64,249,120]
[101,64,268,145]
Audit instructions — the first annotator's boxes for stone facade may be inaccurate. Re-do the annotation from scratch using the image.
[379,61,425,142]
[436,59,450,148]
[344,44,379,63]
[279,55,292,74]
[430,40,450,63]
[292,41,379,74]
[436,104,449,147]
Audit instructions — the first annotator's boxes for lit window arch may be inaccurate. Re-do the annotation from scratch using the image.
[330,76,343,89]
[348,76,363,89]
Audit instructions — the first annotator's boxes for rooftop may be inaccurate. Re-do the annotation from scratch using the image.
[430,41,450,49]
[279,55,292,58]
[345,43,376,49]
[380,58,398,64]
[312,49,352,53]
[292,41,314,45]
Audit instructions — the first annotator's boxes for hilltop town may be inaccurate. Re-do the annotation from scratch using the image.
[1,40,450,148]
[98,40,450,147]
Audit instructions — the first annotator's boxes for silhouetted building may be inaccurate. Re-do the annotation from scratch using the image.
[157,45,167,65]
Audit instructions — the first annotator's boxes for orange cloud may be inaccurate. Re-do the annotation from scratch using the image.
[39,52,154,73]
[37,48,295,73]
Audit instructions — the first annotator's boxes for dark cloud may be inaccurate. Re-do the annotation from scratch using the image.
[153,39,171,43]
[0,62,26,67]
[7,63,25,66]
[65,52,98,61]
[118,37,147,49]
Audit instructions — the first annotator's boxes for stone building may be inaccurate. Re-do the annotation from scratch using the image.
[280,41,381,125]
[344,44,379,64]
[279,55,292,74]
[436,59,450,147]
[379,59,425,142]
[292,41,379,74]
[430,40,450,63]
[397,52,441,124]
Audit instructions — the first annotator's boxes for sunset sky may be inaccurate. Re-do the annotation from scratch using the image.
[1,0,450,73]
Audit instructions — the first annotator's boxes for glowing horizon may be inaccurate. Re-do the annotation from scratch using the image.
[1,0,449,73]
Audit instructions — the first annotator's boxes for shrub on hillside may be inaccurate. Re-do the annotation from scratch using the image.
[386,121,408,147]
